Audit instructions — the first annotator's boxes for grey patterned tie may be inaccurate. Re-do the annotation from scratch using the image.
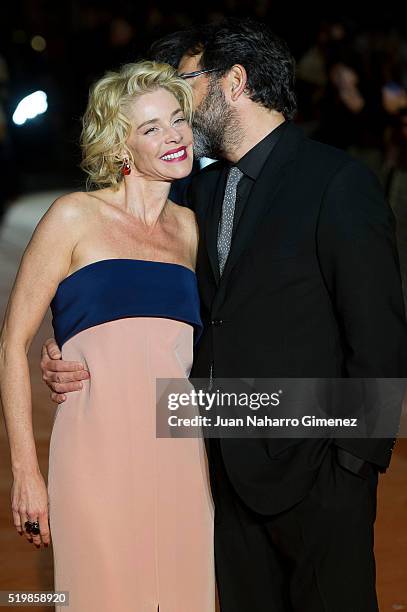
[217,166,243,276]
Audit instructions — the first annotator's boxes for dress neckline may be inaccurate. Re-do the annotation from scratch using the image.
[58,258,196,287]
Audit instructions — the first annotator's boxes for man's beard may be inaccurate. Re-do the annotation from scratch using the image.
[192,78,243,160]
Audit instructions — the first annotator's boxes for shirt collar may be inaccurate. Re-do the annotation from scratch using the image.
[234,120,288,180]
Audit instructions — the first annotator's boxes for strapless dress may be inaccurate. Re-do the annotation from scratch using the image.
[48,259,215,612]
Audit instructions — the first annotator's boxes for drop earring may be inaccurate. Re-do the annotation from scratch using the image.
[121,157,131,176]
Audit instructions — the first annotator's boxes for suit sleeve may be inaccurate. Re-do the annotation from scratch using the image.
[317,159,407,377]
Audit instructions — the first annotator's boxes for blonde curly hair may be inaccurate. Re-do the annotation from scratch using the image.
[80,60,193,190]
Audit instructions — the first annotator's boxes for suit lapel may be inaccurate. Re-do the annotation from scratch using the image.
[216,122,303,292]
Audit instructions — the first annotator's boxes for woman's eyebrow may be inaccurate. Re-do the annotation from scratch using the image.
[137,109,183,130]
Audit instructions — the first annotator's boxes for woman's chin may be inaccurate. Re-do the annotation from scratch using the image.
[165,162,194,180]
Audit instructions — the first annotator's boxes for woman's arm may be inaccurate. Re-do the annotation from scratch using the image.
[0,194,82,545]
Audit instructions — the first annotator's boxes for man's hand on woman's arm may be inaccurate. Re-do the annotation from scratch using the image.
[40,338,89,404]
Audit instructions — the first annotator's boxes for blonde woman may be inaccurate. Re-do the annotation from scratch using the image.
[0,61,215,611]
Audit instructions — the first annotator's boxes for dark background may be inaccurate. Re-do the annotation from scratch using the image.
[1,1,407,209]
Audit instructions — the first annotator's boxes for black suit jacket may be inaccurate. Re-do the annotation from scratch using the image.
[188,121,407,515]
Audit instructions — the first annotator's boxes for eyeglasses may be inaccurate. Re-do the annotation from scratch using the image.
[178,68,220,80]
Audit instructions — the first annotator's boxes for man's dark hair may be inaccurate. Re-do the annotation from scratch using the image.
[148,26,210,68]
[148,18,297,120]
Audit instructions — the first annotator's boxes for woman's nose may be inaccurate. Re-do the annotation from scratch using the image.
[165,127,182,143]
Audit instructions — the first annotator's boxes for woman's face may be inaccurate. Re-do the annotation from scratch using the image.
[125,88,194,181]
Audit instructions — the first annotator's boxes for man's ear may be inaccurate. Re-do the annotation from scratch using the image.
[229,64,248,102]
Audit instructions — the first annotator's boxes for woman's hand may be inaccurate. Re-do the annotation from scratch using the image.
[11,469,51,548]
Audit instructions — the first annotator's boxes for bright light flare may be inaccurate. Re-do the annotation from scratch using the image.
[12,90,48,126]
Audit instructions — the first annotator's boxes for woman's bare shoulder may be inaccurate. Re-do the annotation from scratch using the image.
[51,190,97,211]
[168,200,197,227]
[45,190,104,224]
[168,201,199,261]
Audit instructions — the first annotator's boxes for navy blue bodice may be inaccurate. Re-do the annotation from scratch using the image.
[50,259,203,347]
